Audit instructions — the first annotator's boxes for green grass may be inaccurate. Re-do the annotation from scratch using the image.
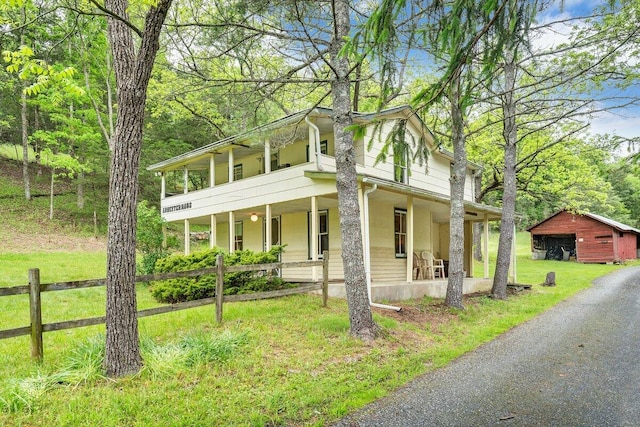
[0,234,630,426]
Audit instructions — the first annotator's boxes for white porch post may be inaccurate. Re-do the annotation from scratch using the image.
[228,149,235,183]
[264,140,271,174]
[210,214,217,249]
[228,211,235,252]
[360,184,370,290]
[466,221,474,278]
[407,196,414,282]
[160,172,166,200]
[484,214,490,279]
[209,154,215,188]
[358,186,366,251]
[265,204,272,251]
[311,196,318,281]
[510,223,517,283]
[183,166,188,194]
[184,219,190,255]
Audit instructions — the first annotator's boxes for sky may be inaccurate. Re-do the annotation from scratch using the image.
[536,0,640,142]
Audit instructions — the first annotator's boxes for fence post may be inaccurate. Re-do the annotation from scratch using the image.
[215,253,224,323]
[322,250,329,307]
[29,268,43,362]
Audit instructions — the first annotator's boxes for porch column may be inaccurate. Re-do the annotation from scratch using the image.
[209,154,215,188]
[184,219,190,255]
[264,140,271,174]
[265,204,272,251]
[160,172,166,200]
[183,166,188,194]
[510,223,517,283]
[311,196,318,281]
[465,221,474,278]
[483,214,490,279]
[407,196,414,282]
[228,211,235,252]
[228,148,235,183]
[358,185,365,250]
[210,214,217,249]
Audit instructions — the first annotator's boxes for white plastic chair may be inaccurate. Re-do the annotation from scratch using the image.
[422,251,446,279]
[413,252,427,280]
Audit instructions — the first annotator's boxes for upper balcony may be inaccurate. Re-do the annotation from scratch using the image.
[148,107,480,222]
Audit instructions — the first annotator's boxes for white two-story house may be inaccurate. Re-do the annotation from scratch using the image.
[148,106,502,301]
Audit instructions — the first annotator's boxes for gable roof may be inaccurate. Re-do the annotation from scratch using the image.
[526,209,640,235]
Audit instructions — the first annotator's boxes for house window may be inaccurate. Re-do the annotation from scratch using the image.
[394,144,408,184]
[306,140,328,162]
[308,210,329,258]
[234,221,243,251]
[270,152,279,171]
[320,140,328,154]
[395,209,407,257]
[233,164,243,181]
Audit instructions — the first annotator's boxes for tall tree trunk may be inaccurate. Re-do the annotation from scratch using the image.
[34,106,42,176]
[77,169,85,209]
[21,86,31,201]
[49,168,55,220]
[330,0,379,340]
[445,72,467,310]
[104,0,172,377]
[473,172,483,261]
[491,49,517,299]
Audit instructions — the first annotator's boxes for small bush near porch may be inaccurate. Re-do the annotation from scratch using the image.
[150,246,292,303]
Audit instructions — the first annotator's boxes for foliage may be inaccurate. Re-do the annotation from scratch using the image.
[3,45,83,97]
[141,329,249,378]
[136,200,177,274]
[150,245,291,303]
[0,330,247,413]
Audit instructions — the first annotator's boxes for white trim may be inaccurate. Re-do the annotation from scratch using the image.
[184,219,190,255]
[210,215,217,249]
[484,214,489,279]
[406,197,414,282]
[228,211,234,252]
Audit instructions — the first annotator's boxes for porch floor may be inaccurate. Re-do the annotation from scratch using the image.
[327,277,492,302]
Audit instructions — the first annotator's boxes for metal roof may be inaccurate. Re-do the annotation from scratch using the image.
[526,209,640,235]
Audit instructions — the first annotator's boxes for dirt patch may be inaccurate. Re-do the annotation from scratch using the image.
[0,231,106,253]
[373,303,457,327]
[372,293,491,326]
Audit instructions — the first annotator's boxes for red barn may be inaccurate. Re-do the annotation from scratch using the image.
[526,210,640,263]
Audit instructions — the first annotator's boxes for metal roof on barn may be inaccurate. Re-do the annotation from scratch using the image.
[526,209,640,235]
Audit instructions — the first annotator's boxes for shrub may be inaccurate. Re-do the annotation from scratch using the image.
[150,246,293,303]
[136,201,178,274]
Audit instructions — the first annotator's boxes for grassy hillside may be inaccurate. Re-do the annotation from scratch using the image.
[0,156,109,252]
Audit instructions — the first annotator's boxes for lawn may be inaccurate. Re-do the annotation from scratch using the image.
[0,234,629,426]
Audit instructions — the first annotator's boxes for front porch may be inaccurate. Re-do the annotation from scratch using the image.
[326,277,493,302]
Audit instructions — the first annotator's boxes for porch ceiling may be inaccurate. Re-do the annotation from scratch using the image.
[367,188,491,223]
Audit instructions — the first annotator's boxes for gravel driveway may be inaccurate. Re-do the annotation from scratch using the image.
[332,266,640,427]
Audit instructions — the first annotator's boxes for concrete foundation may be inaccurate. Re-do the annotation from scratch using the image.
[328,278,493,302]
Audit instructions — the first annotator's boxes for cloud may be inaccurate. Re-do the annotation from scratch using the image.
[589,109,640,139]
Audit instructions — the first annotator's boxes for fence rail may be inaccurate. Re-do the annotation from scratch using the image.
[0,252,329,361]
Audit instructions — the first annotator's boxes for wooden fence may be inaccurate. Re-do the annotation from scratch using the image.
[0,252,329,361]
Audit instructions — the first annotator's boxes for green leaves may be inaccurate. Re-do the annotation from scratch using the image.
[3,45,83,97]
